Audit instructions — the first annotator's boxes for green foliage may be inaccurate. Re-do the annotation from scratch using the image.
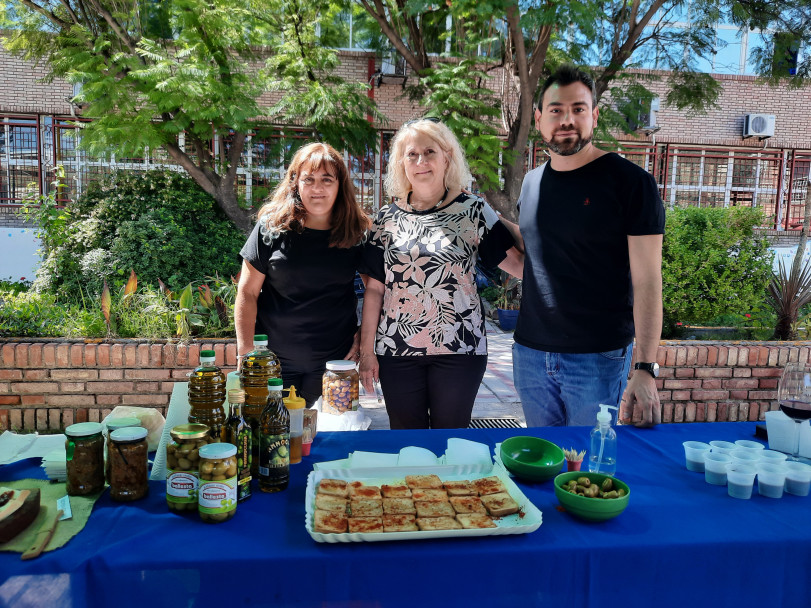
[28,170,243,300]
[766,258,811,340]
[662,206,774,338]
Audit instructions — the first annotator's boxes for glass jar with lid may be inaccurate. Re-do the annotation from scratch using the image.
[198,443,238,523]
[65,422,105,496]
[104,417,142,483]
[321,360,359,415]
[166,423,211,513]
[109,426,149,502]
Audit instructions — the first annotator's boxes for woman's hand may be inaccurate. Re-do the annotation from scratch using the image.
[359,353,379,395]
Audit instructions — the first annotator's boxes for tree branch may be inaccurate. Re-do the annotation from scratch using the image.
[17,0,71,31]
[86,0,143,60]
[357,0,430,74]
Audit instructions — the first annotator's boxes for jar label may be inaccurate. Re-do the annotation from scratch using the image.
[259,433,289,476]
[198,477,237,513]
[167,470,199,504]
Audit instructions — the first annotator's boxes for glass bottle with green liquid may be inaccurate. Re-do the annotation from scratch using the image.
[188,349,227,441]
[259,378,289,493]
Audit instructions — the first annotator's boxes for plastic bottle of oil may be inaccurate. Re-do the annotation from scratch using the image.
[240,334,281,479]
[188,350,227,441]
[258,378,289,493]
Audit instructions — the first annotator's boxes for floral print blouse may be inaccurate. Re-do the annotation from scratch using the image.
[363,192,514,356]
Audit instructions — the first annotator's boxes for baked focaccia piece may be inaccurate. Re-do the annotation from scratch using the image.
[411,488,448,502]
[405,474,443,489]
[415,500,456,518]
[318,479,349,498]
[481,492,519,517]
[443,480,475,496]
[348,483,382,500]
[348,516,384,533]
[315,493,348,513]
[350,498,383,517]
[381,484,412,498]
[314,509,348,533]
[449,496,487,514]
[416,516,463,531]
[383,513,418,532]
[473,476,507,496]
[456,513,497,529]
[383,497,416,515]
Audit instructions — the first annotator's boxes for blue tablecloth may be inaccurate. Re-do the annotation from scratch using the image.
[1,422,808,608]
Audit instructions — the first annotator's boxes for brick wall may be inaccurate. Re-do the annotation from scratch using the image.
[0,339,800,432]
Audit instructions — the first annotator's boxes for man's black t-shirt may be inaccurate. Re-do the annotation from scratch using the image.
[240,223,362,370]
[515,153,665,353]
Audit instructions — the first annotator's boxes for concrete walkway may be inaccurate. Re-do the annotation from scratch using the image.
[359,320,525,430]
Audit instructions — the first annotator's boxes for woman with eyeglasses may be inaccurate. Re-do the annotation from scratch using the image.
[236,142,370,405]
[358,119,523,429]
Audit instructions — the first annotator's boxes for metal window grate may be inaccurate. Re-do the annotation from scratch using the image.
[469,417,525,429]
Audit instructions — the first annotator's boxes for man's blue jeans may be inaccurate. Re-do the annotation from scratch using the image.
[513,342,633,427]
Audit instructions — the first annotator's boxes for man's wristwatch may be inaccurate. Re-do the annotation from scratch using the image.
[634,362,659,378]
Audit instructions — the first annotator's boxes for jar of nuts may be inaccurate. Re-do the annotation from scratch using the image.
[65,422,105,496]
[198,443,238,523]
[322,360,359,415]
[109,426,149,502]
[166,423,211,513]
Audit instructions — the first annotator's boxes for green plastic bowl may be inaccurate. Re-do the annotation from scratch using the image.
[500,436,565,482]
[554,472,631,522]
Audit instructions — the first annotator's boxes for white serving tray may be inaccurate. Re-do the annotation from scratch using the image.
[305,464,543,543]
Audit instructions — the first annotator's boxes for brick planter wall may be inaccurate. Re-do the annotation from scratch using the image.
[0,339,804,432]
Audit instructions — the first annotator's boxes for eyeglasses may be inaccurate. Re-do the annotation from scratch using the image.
[403,116,441,127]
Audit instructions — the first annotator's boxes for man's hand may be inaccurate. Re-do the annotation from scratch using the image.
[619,371,661,428]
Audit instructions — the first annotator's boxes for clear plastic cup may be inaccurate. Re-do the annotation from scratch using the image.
[734,439,765,452]
[759,450,788,464]
[704,452,733,485]
[783,461,811,497]
[682,441,711,472]
[757,462,788,498]
[730,449,761,467]
[726,463,758,499]
[709,440,737,455]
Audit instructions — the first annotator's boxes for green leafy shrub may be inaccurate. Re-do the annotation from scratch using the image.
[662,206,773,338]
[26,170,244,299]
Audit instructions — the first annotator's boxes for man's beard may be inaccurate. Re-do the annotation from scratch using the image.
[542,131,592,156]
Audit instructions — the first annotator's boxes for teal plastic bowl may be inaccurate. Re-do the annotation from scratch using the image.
[554,472,631,522]
[500,436,565,482]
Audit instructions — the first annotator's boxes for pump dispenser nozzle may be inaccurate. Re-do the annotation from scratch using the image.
[597,404,618,427]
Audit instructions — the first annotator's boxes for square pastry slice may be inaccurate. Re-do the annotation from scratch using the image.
[317,479,349,498]
[348,517,384,533]
[348,484,382,500]
[415,500,456,518]
[456,513,497,529]
[443,480,476,496]
[383,514,418,532]
[315,494,348,513]
[405,474,443,489]
[449,496,487,514]
[350,498,384,517]
[313,509,348,533]
[381,484,412,498]
[473,476,508,496]
[481,492,520,517]
[416,516,463,531]
[382,497,416,515]
[411,488,448,502]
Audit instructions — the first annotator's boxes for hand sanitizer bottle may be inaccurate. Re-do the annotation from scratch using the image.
[589,404,618,476]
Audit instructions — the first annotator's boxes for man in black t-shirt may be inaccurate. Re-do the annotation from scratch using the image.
[514,65,665,428]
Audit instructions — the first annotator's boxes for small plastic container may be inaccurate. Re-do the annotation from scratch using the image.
[322,360,359,414]
[109,426,149,502]
[734,439,765,452]
[784,461,811,496]
[730,449,762,467]
[709,440,737,455]
[65,422,105,496]
[104,417,142,483]
[284,386,306,465]
[726,462,758,499]
[757,462,788,498]
[198,443,238,523]
[704,452,732,485]
[166,423,211,513]
[682,441,711,472]
[759,449,788,465]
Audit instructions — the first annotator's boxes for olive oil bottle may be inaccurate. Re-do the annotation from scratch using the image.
[188,350,226,441]
[226,389,252,502]
[258,378,290,493]
[241,334,281,479]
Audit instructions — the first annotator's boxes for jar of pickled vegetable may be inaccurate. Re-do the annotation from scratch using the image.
[322,360,359,414]
[109,426,149,502]
[166,423,211,513]
[66,422,105,496]
[198,443,238,523]
[104,417,141,484]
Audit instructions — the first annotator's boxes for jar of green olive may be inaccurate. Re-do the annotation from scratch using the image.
[198,443,238,523]
[166,423,211,513]
[66,422,105,496]
[109,426,149,502]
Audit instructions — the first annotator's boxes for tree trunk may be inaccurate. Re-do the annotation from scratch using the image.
[790,183,811,278]
[215,184,253,235]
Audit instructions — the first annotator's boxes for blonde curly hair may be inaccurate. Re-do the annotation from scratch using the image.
[384,119,473,202]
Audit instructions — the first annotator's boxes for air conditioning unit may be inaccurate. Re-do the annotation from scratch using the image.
[634,97,660,133]
[743,114,775,139]
[380,52,406,76]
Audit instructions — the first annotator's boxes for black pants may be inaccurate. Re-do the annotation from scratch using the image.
[377,354,488,429]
